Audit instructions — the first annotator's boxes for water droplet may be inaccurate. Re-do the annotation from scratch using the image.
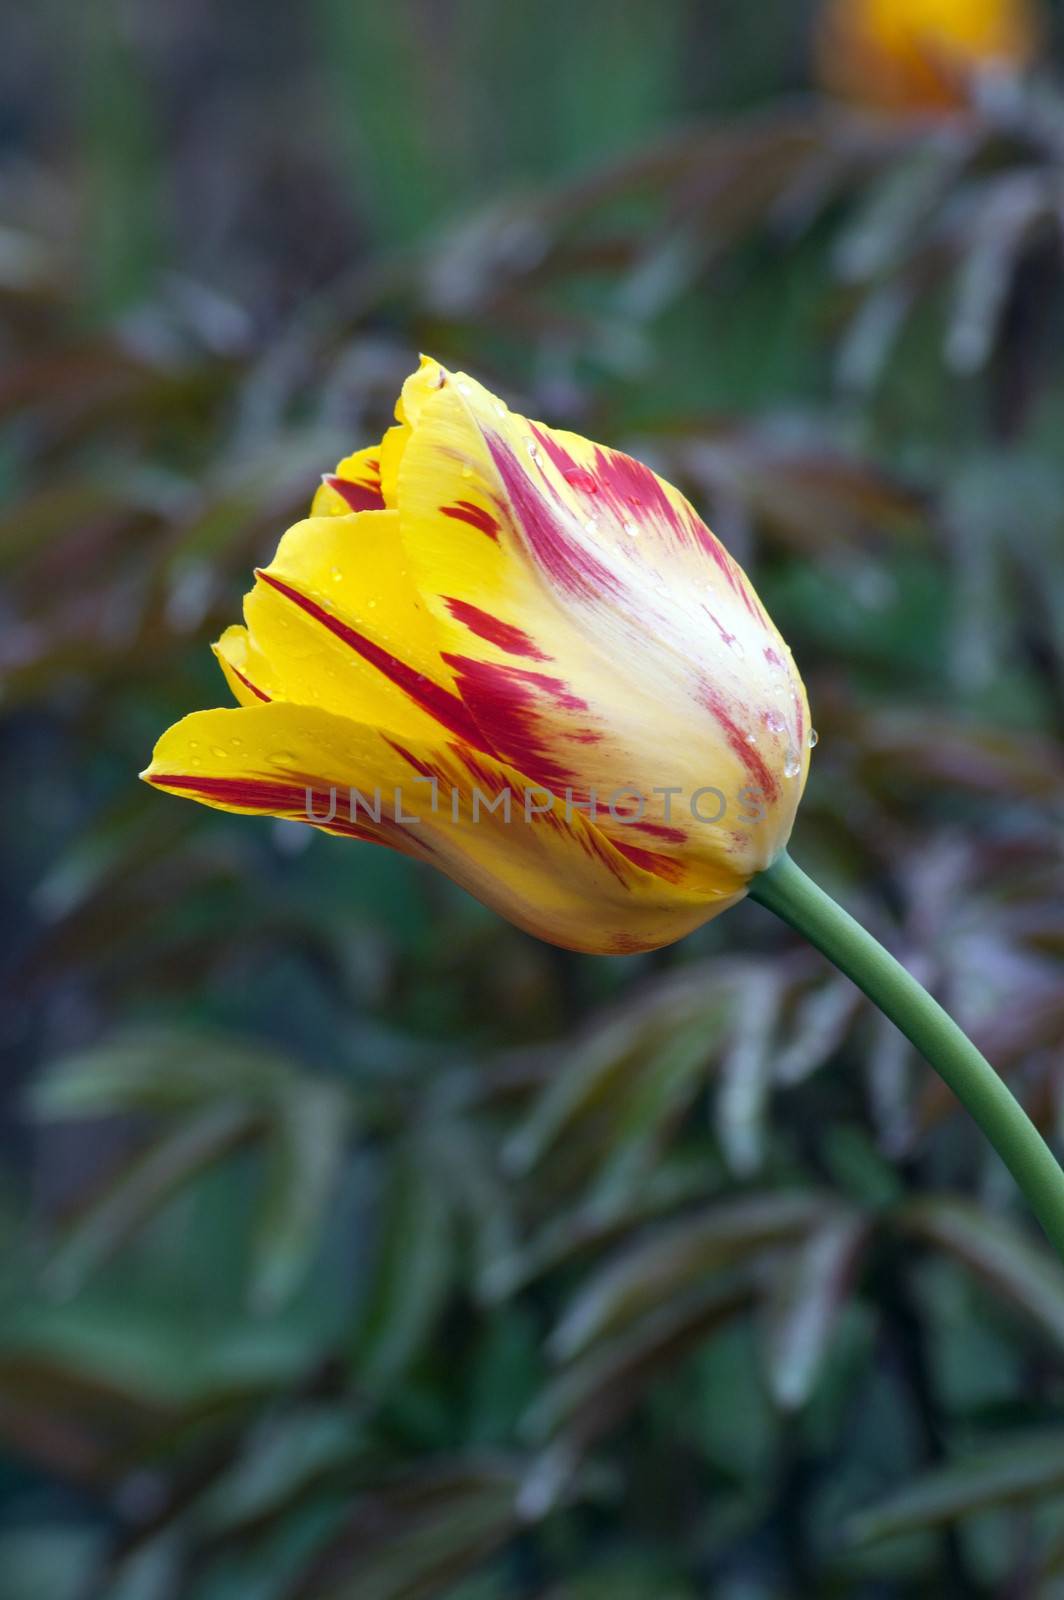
[526,441,539,460]
[807,728,819,749]
[330,567,343,583]
[230,737,243,748]
[762,710,785,734]
[744,732,758,746]
[460,465,473,480]
[189,740,200,750]
[269,750,295,764]
[562,467,598,494]
[367,599,377,609]
[784,750,801,778]
[211,745,228,758]
[622,520,638,537]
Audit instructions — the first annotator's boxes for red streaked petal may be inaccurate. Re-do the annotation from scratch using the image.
[254,569,486,748]
[441,500,501,541]
[143,700,742,954]
[442,599,550,661]
[324,473,386,513]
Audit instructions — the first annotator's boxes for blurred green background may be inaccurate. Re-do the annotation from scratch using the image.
[3,1,1064,1595]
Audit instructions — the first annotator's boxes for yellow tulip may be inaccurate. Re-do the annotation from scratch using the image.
[815,0,1041,111]
[140,359,1064,1253]
[143,359,811,953]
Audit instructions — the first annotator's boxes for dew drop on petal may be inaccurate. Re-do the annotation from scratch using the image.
[622,520,638,537]
[784,750,801,778]
[762,709,785,734]
[562,466,598,493]
[211,745,228,758]
[269,750,295,764]
[808,728,819,748]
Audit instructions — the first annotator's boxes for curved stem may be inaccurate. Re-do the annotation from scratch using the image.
[748,851,1064,1263]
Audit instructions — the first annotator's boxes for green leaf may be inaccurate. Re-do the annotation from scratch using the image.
[199,1405,368,1538]
[759,1212,869,1410]
[527,1278,753,1450]
[481,1157,718,1302]
[351,1150,454,1396]
[251,1080,353,1314]
[43,1103,257,1299]
[848,1432,1064,1545]
[899,1197,1064,1349]
[503,970,727,1182]
[715,968,783,1177]
[282,1460,520,1600]
[549,1191,828,1362]
[29,1028,308,1120]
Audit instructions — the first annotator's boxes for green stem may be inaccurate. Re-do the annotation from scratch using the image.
[748,850,1064,1262]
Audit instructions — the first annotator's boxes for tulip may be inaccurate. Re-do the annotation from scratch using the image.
[143,357,811,955]
[144,358,1064,1265]
[815,0,1041,112]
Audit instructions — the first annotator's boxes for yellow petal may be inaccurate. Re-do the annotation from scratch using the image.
[212,624,280,706]
[141,702,739,953]
[378,424,410,509]
[233,508,480,745]
[393,359,809,890]
[309,445,386,518]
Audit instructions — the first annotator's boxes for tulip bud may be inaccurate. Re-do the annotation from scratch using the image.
[815,0,1041,112]
[143,359,812,953]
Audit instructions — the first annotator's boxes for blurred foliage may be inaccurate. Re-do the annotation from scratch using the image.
[2,1,1064,1596]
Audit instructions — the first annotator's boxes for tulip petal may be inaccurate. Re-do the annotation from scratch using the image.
[213,624,279,706]
[141,703,740,953]
[393,359,809,887]
[310,445,386,517]
[231,508,485,746]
